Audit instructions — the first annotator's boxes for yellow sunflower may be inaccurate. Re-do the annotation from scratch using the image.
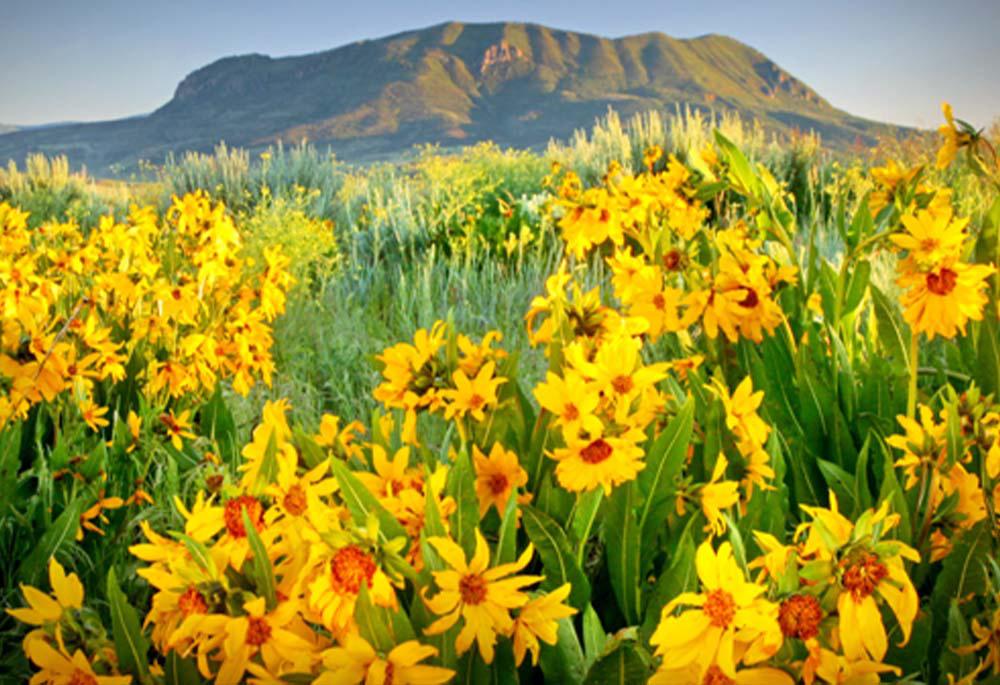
[511,584,577,667]
[549,427,646,495]
[473,442,528,517]
[897,258,994,340]
[423,530,542,663]
[315,633,454,685]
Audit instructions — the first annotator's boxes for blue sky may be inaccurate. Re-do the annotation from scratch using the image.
[1,0,997,129]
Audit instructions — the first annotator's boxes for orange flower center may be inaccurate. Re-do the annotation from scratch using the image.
[663,249,684,272]
[246,616,272,646]
[459,573,488,605]
[488,472,509,495]
[223,495,265,538]
[282,483,307,516]
[703,589,736,628]
[330,545,377,594]
[739,287,759,308]
[178,587,208,616]
[468,393,486,411]
[611,375,634,394]
[384,663,396,685]
[702,665,735,685]
[68,671,98,685]
[778,594,823,640]
[562,403,580,422]
[580,438,613,464]
[841,553,889,601]
[926,267,958,296]
[652,293,666,310]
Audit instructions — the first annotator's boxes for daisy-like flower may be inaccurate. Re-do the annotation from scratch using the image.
[78,398,109,432]
[215,596,316,685]
[936,102,973,169]
[473,442,527,517]
[714,377,771,450]
[700,455,740,536]
[23,638,131,685]
[649,540,782,679]
[160,409,196,450]
[532,370,603,439]
[897,258,994,340]
[890,207,968,269]
[441,361,506,422]
[423,530,542,663]
[315,633,454,685]
[548,427,646,495]
[306,542,397,635]
[7,557,83,628]
[797,496,919,662]
[511,584,577,667]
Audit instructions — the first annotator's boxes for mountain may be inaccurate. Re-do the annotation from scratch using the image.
[0,22,908,174]
[0,124,17,136]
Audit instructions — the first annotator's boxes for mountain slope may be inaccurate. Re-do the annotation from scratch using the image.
[0,124,17,136]
[0,22,907,173]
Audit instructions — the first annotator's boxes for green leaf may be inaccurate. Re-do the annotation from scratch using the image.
[539,616,587,685]
[941,600,977,679]
[107,567,151,683]
[876,439,911,542]
[495,490,519,565]
[164,651,203,685]
[521,505,591,611]
[355,583,408,652]
[640,523,697,643]
[842,261,871,317]
[583,605,607,668]
[583,638,651,685]
[636,398,694,570]
[447,448,479,557]
[243,509,276,610]
[604,482,641,625]
[871,285,909,368]
[817,459,858,517]
[932,522,993,656]
[199,385,238,462]
[17,495,86,584]
[569,488,603,564]
[330,458,407,543]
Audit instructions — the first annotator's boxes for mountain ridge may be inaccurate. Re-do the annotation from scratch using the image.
[0,21,909,174]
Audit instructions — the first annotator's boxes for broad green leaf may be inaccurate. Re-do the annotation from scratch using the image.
[17,495,86,584]
[569,488,603,564]
[636,398,694,570]
[107,567,151,683]
[539,616,587,685]
[583,604,607,668]
[521,505,591,611]
[842,261,871,317]
[871,285,909,368]
[164,650,203,685]
[243,509,276,610]
[447,447,478,557]
[495,490,519,565]
[817,459,858,517]
[604,482,641,625]
[582,638,651,685]
[640,523,697,643]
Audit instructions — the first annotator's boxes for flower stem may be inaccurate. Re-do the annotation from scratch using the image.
[906,331,920,420]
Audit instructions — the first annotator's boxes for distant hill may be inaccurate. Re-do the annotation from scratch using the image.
[0,21,910,174]
[0,124,17,136]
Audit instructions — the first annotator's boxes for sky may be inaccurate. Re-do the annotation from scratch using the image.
[1,0,998,130]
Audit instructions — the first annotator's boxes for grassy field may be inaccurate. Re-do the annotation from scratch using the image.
[2,106,1000,684]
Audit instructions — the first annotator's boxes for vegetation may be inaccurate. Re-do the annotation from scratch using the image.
[2,103,1000,685]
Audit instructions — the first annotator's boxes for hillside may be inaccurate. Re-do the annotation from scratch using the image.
[0,21,909,174]
[0,124,18,135]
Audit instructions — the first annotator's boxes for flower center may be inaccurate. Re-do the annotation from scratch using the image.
[178,587,208,616]
[702,665,735,685]
[246,616,272,647]
[926,267,958,296]
[223,495,265,538]
[652,293,666,310]
[488,473,509,495]
[580,438,613,464]
[330,545,377,594]
[841,553,889,601]
[611,375,634,394]
[384,662,395,685]
[282,483,307,516]
[778,594,823,640]
[562,403,580,422]
[459,573,488,605]
[468,393,486,411]
[663,249,684,272]
[703,589,736,628]
[68,671,98,685]
[739,287,759,308]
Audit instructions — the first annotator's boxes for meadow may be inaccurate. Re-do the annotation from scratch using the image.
[1,105,999,684]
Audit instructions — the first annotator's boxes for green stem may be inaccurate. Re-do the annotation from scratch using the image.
[906,331,920,420]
